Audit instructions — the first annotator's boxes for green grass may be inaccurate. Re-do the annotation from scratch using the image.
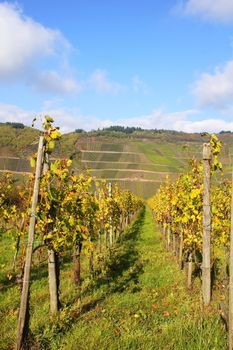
[89,169,181,181]
[135,142,189,168]
[81,161,180,172]
[1,208,225,349]
[81,151,148,164]
[76,142,126,152]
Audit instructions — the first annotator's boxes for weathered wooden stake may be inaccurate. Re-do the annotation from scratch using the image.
[167,224,171,251]
[172,233,176,255]
[104,230,107,248]
[202,142,211,306]
[98,230,102,253]
[16,136,44,350]
[47,249,59,313]
[88,225,94,276]
[74,242,82,286]
[98,193,102,253]
[179,229,184,269]
[12,217,25,271]
[44,156,59,314]
[187,252,193,289]
[109,182,113,247]
[162,223,166,242]
[229,169,233,349]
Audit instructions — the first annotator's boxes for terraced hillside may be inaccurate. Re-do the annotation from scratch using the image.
[0,124,233,198]
[74,133,233,198]
[74,137,201,198]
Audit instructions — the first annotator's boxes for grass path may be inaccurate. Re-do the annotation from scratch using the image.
[58,207,226,350]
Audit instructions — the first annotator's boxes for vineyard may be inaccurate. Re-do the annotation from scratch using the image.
[1,120,233,349]
[148,134,233,349]
[0,118,143,349]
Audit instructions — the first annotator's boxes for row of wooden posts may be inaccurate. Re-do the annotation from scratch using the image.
[160,142,233,349]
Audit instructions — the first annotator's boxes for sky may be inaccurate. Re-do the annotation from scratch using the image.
[1,0,233,133]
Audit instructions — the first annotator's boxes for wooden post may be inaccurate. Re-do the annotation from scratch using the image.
[172,233,176,255]
[187,252,193,289]
[98,193,102,253]
[179,229,184,269]
[229,170,233,349]
[162,223,166,242]
[119,215,123,242]
[175,234,180,258]
[88,223,94,276]
[109,182,113,247]
[89,248,94,276]
[43,157,59,314]
[104,230,107,248]
[73,242,82,286]
[47,249,59,313]
[98,230,101,253]
[167,224,171,251]
[16,136,44,350]
[202,142,211,306]
[12,217,25,271]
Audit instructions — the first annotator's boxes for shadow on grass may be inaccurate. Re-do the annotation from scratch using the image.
[0,275,16,292]
[91,207,145,294]
[59,208,146,324]
[0,246,74,295]
[30,209,146,349]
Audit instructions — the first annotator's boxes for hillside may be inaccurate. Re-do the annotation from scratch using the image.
[0,124,232,198]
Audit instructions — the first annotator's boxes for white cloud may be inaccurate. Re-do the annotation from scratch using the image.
[179,118,233,132]
[0,3,67,79]
[176,0,233,23]
[0,4,131,96]
[193,60,233,108]
[0,103,35,124]
[0,103,103,133]
[90,69,125,94]
[1,103,232,134]
[0,2,84,95]
[112,109,233,133]
[33,70,83,95]
[39,107,98,133]
[110,109,198,131]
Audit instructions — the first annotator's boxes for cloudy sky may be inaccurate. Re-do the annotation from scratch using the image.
[1,0,233,133]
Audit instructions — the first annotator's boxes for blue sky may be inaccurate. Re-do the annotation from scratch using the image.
[1,0,233,132]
